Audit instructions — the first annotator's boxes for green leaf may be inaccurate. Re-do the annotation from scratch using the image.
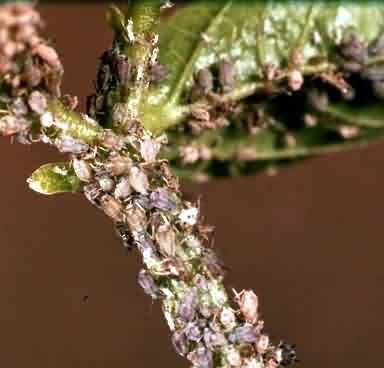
[27,162,82,195]
[164,101,384,181]
[140,1,384,133]
[106,4,127,36]
[321,102,384,128]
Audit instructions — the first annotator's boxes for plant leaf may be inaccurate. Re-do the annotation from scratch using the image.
[141,1,384,133]
[27,162,82,195]
[164,101,384,180]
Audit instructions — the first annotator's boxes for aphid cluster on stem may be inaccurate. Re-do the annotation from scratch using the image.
[0,3,296,367]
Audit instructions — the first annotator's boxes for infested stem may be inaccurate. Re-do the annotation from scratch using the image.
[0,2,295,368]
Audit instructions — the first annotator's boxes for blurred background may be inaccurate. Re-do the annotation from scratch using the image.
[0,3,383,368]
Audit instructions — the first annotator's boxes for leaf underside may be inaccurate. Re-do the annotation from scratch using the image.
[139,1,384,181]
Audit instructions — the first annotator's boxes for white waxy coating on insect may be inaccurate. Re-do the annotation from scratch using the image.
[72,159,93,182]
[256,334,270,354]
[28,90,47,115]
[155,224,176,257]
[220,307,237,330]
[225,346,242,367]
[114,176,131,198]
[207,280,227,306]
[237,290,259,324]
[128,166,149,195]
[40,111,54,127]
[100,194,124,222]
[125,205,146,233]
[179,207,198,226]
[98,176,115,192]
[140,136,160,162]
[288,69,303,91]
[246,358,264,368]
[185,235,200,247]
[109,156,132,176]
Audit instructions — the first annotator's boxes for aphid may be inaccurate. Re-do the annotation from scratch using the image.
[0,115,28,135]
[277,342,297,366]
[341,60,363,73]
[138,269,159,299]
[234,289,258,324]
[28,90,47,115]
[11,97,28,116]
[140,136,160,162]
[159,161,179,191]
[98,176,115,192]
[320,71,350,94]
[125,205,147,233]
[114,176,131,198]
[154,257,186,278]
[178,206,199,226]
[290,48,303,68]
[238,343,255,359]
[107,155,132,176]
[55,136,89,154]
[288,69,303,91]
[72,159,93,182]
[220,307,237,330]
[172,330,189,356]
[155,224,177,257]
[22,61,42,88]
[307,88,329,112]
[202,249,225,278]
[256,334,270,354]
[338,125,360,139]
[86,94,97,118]
[132,194,151,210]
[113,53,130,85]
[102,130,124,151]
[40,111,55,128]
[339,32,367,63]
[199,145,212,161]
[150,63,168,82]
[196,68,213,93]
[160,1,174,10]
[191,107,210,121]
[100,194,124,222]
[128,166,149,195]
[245,358,264,368]
[185,322,202,342]
[218,59,234,92]
[372,80,384,100]
[226,346,242,367]
[229,324,259,343]
[203,328,226,348]
[115,223,134,250]
[187,345,213,368]
[96,50,113,92]
[283,132,296,148]
[177,287,198,322]
[303,113,318,128]
[83,182,103,206]
[368,33,384,56]
[263,63,277,82]
[33,43,62,69]
[150,187,177,211]
[179,145,200,164]
[361,66,384,82]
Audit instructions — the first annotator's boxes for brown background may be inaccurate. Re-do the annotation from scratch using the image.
[0,4,383,368]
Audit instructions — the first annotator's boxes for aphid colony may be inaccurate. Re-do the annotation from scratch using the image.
[0,4,296,367]
[65,121,292,368]
[337,32,384,100]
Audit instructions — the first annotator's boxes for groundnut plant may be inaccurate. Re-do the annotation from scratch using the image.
[1,1,384,367]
